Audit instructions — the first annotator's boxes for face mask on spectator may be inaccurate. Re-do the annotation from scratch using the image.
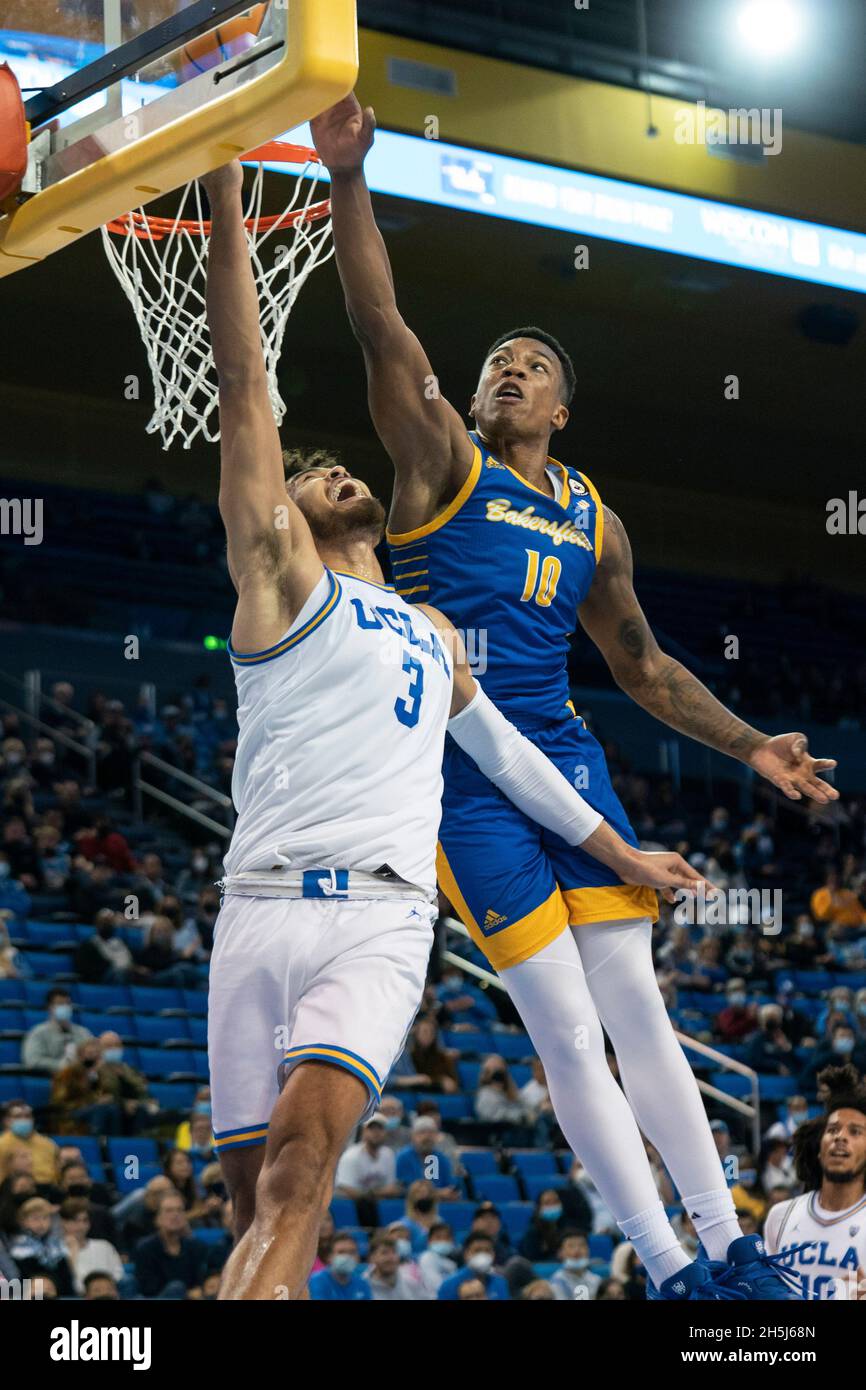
[540,1205,562,1222]
[787,1109,807,1127]
[467,1252,493,1273]
[414,1197,435,1214]
[430,1240,453,1257]
[833,1036,855,1056]
[564,1257,589,1271]
[799,925,814,939]
[103,1047,123,1065]
[394,1237,411,1259]
[193,856,208,873]
[738,1169,757,1187]
[857,1003,866,1018]
[52,1003,73,1023]
[194,1101,212,1116]
[10,1118,34,1139]
[331,1254,357,1276]
[384,1115,401,1130]
[729,992,747,1008]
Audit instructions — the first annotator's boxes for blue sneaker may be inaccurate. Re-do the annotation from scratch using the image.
[705,1234,805,1300]
[647,1261,746,1301]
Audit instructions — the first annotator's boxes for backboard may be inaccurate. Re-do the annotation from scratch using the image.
[0,0,356,276]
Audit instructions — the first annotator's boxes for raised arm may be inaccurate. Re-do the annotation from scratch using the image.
[579,508,838,804]
[311,95,474,528]
[419,605,711,900]
[202,162,322,651]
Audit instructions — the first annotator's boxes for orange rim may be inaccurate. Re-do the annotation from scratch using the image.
[105,141,330,241]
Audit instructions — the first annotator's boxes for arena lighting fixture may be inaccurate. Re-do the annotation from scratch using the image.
[736,0,805,58]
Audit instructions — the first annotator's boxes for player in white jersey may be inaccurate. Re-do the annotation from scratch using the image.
[201,161,708,1300]
[765,1064,866,1300]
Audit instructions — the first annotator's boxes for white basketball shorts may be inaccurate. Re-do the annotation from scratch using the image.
[208,892,435,1153]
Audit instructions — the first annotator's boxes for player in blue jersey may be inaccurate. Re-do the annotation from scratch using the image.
[313,95,840,1299]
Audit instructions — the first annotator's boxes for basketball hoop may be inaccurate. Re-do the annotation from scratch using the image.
[101,141,333,450]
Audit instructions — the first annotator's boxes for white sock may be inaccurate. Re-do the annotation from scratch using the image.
[681,1187,742,1263]
[618,1203,692,1289]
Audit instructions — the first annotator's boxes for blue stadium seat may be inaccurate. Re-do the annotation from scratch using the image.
[792,971,834,993]
[0,980,25,1004]
[499,1201,533,1241]
[457,1061,481,1091]
[23,922,77,948]
[522,1174,568,1201]
[107,1137,159,1165]
[344,1227,369,1257]
[113,1160,161,1194]
[23,1009,48,1031]
[0,1040,21,1065]
[22,1076,52,1108]
[77,984,133,1011]
[760,1076,797,1101]
[131,986,185,1013]
[192,1228,230,1249]
[510,1151,558,1179]
[444,1200,477,1235]
[136,1016,191,1045]
[138,1047,197,1077]
[432,1094,472,1120]
[461,1150,498,1177]
[589,1234,614,1261]
[710,1072,752,1098]
[190,1050,208,1079]
[23,982,54,1006]
[182,991,208,1016]
[49,1134,103,1174]
[532,1261,559,1278]
[330,1198,358,1228]
[187,1017,207,1047]
[493,1034,534,1062]
[473,1174,520,1203]
[510,1064,532,1088]
[836,971,866,990]
[0,1076,27,1102]
[375,1198,406,1226]
[0,1010,25,1035]
[26,952,74,978]
[148,1081,197,1111]
[79,1012,125,1036]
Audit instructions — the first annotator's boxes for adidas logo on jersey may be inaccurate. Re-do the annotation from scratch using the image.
[484,908,508,929]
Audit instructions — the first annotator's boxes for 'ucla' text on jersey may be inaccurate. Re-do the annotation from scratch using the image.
[386,431,602,723]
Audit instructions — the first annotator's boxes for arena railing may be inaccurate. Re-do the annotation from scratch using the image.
[132,751,235,840]
[0,695,97,786]
[442,919,761,1153]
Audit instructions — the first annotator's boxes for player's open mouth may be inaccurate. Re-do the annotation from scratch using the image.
[330,479,364,504]
[496,384,524,401]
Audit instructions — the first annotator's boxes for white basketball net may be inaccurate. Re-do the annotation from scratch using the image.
[101,149,334,450]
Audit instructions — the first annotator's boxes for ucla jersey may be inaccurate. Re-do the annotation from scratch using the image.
[765,1190,866,1300]
[223,569,453,897]
[386,430,602,724]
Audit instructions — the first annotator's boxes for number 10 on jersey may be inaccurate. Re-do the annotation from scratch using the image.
[520,549,562,607]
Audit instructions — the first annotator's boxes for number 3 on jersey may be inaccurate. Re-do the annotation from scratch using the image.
[395,650,424,727]
[520,549,562,607]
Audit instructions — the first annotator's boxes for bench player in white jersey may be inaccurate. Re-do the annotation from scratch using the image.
[201,161,707,1300]
[765,1065,866,1300]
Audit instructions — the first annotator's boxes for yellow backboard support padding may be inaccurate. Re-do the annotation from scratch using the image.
[0,0,357,278]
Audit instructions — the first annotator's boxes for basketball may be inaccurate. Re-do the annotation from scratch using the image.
[180,2,266,77]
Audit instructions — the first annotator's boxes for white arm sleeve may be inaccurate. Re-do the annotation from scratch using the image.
[448,683,603,846]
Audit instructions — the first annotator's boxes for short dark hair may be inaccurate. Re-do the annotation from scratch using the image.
[793,1064,866,1189]
[485,326,576,404]
[463,1231,494,1253]
[331,1229,359,1251]
[46,987,71,1006]
[83,1270,116,1291]
[282,447,341,482]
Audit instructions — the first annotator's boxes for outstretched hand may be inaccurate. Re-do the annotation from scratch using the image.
[311,92,376,173]
[620,850,717,904]
[749,732,838,804]
[199,159,244,201]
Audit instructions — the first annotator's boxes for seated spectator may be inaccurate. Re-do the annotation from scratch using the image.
[32,824,71,889]
[410,1016,459,1094]
[9,1197,75,1297]
[0,1101,60,1185]
[810,866,866,931]
[469,1201,513,1266]
[856,987,866,1037]
[396,1117,458,1198]
[715,978,758,1044]
[56,1161,117,1243]
[189,1164,228,1230]
[174,1088,213,1151]
[0,1172,39,1236]
[436,965,498,1029]
[74,818,136,875]
[115,1175,179,1246]
[308,1233,371,1301]
[133,1190,209,1298]
[519,1057,557,1145]
[760,1137,795,1193]
[0,912,30,979]
[334,1113,399,1200]
[784,915,822,969]
[180,888,220,958]
[0,850,32,920]
[475,1055,530,1128]
[457,1276,488,1300]
[2,816,40,889]
[185,1112,216,1163]
[163,1149,200,1210]
[595,1277,627,1300]
[364,1232,432,1300]
[728,1156,767,1224]
[135,915,201,988]
[414,1100,464,1176]
[21,989,92,1075]
[519,1278,556,1300]
[75,910,135,985]
[744,1004,795,1075]
[765,1094,810,1142]
[519,1189,574,1262]
[201,1269,222,1300]
[175,850,217,906]
[83,1271,120,1300]
[132,853,169,910]
[403,1180,441,1251]
[386,1043,436,1091]
[562,1157,610,1235]
[60,1197,125,1295]
[550,1231,601,1301]
[816,987,857,1037]
[98,1031,159,1133]
[51,1038,122,1137]
[378,1095,411,1151]
[418,1221,457,1294]
[610,1242,648,1300]
[799,1022,866,1093]
[437,1233,509,1301]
